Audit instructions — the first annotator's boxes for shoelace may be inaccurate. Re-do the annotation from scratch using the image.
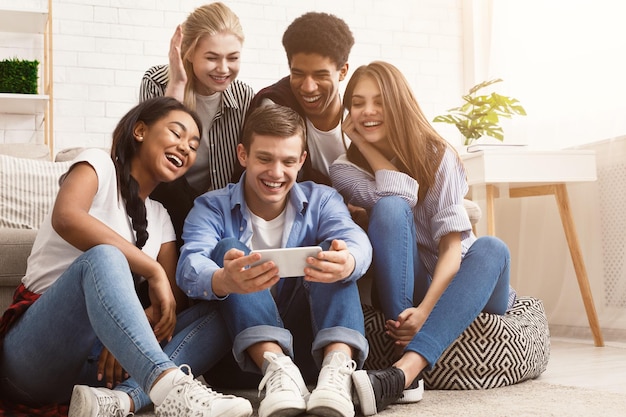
[319,359,357,395]
[258,355,300,397]
[95,395,127,417]
[174,365,224,408]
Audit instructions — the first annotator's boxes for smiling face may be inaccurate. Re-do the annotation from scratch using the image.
[349,74,393,155]
[289,53,347,130]
[133,109,200,194]
[237,133,306,220]
[188,32,242,96]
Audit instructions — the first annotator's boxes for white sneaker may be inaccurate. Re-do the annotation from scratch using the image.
[68,385,131,417]
[257,352,310,417]
[307,352,356,417]
[155,365,252,417]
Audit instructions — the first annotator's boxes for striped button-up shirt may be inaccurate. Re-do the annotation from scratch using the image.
[330,147,475,275]
[140,64,254,191]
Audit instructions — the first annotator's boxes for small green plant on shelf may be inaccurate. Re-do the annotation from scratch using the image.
[0,57,39,95]
[433,78,526,146]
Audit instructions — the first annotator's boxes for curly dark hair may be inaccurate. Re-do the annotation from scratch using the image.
[282,12,354,69]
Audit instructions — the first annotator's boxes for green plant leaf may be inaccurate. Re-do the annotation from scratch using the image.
[433,78,526,143]
[468,78,503,95]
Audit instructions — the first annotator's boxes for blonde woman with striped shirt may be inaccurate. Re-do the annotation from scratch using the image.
[140,2,254,248]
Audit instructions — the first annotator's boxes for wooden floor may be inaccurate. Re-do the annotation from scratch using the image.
[538,336,626,394]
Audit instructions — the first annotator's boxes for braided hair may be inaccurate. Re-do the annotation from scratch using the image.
[110,97,202,249]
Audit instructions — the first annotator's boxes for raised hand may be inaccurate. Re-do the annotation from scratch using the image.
[164,25,187,101]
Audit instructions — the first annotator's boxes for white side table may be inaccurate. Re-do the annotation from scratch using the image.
[461,149,603,346]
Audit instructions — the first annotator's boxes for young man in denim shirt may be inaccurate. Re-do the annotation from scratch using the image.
[177,105,371,417]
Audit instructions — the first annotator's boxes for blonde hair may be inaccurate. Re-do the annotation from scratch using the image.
[344,61,453,202]
[179,2,244,109]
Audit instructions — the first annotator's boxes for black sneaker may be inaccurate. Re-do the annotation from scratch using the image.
[351,367,405,416]
[396,376,424,403]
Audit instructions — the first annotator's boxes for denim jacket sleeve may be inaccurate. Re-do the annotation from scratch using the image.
[176,189,242,301]
[309,185,373,282]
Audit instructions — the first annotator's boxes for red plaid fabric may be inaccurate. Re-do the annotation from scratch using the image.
[0,285,68,416]
[0,284,40,345]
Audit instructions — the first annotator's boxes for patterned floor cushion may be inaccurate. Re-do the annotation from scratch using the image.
[363,296,550,390]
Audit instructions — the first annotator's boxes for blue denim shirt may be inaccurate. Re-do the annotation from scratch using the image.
[176,174,372,301]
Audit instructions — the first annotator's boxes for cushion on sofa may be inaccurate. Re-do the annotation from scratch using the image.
[363,296,550,390]
[0,154,73,229]
[0,228,37,310]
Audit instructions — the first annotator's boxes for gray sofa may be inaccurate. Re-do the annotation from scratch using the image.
[0,228,38,311]
[0,144,80,312]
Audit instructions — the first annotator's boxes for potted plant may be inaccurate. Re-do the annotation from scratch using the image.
[433,78,526,146]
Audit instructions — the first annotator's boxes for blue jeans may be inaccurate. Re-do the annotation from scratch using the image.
[213,238,368,374]
[0,245,229,411]
[368,197,510,369]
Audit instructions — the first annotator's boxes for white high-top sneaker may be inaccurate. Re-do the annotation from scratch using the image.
[307,351,357,417]
[155,365,252,417]
[68,385,131,417]
[257,352,310,417]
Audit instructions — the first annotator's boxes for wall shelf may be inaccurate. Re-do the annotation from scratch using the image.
[0,3,53,157]
[0,8,48,34]
[0,93,49,114]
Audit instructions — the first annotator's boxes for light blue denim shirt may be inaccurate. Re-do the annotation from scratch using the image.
[176,173,373,301]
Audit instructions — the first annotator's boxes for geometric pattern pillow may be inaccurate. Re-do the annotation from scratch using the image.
[0,154,73,229]
[363,296,551,390]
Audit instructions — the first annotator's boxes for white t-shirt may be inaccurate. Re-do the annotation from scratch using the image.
[305,114,350,177]
[22,148,176,294]
[248,208,286,250]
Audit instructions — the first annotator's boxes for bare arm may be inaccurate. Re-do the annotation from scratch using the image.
[386,232,462,345]
[419,232,462,313]
[54,162,178,387]
[52,163,169,285]
[52,162,176,339]
[157,240,188,313]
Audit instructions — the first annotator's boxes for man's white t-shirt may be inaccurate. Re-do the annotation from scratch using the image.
[305,116,350,177]
[22,148,176,294]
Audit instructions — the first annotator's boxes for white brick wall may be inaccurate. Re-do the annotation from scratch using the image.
[0,0,465,155]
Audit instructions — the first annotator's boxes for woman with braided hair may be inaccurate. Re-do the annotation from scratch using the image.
[0,97,252,417]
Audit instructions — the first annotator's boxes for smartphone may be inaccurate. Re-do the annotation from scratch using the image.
[250,246,323,278]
